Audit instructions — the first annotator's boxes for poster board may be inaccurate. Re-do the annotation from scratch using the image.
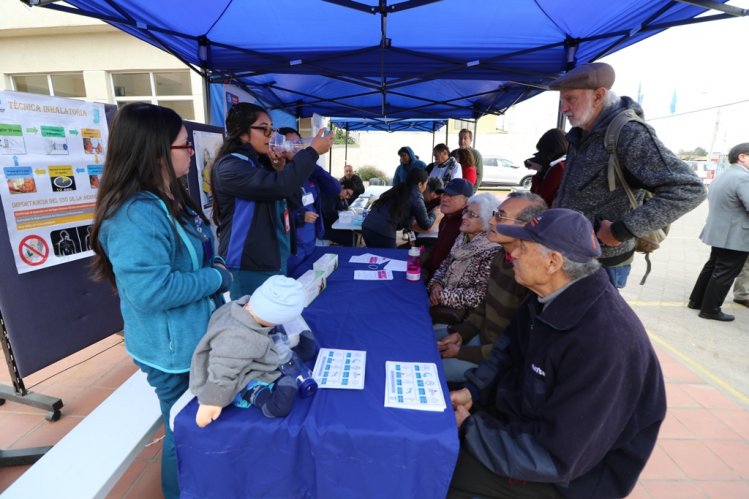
[0,95,223,379]
[0,91,108,274]
[0,95,122,378]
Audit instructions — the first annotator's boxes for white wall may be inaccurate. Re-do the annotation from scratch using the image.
[0,2,206,122]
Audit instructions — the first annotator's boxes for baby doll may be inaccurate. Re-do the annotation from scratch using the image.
[189,275,314,428]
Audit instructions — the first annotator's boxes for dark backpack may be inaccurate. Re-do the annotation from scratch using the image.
[604,109,669,285]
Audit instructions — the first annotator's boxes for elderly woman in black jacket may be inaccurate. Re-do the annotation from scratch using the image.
[361,168,435,248]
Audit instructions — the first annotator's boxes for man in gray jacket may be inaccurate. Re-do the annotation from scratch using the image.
[551,62,706,288]
[688,143,749,321]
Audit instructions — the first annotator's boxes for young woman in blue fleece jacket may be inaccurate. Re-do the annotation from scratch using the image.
[90,103,232,499]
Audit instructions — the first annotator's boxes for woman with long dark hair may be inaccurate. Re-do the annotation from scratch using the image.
[211,103,333,296]
[90,103,232,499]
[361,168,435,248]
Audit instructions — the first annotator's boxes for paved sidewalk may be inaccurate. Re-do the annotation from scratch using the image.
[1,199,748,498]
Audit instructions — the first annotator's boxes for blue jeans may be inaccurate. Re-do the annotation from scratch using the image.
[134,361,190,499]
[433,325,480,382]
[604,264,631,289]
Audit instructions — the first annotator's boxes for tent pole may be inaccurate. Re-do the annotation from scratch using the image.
[345,126,349,161]
[445,122,448,146]
[472,120,478,149]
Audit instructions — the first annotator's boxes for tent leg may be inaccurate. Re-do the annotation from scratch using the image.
[345,127,349,162]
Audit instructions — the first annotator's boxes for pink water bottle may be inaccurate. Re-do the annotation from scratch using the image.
[406,246,421,282]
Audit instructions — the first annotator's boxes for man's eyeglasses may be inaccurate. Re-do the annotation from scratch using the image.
[492,210,521,224]
[461,208,480,219]
[170,141,194,152]
[249,125,276,137]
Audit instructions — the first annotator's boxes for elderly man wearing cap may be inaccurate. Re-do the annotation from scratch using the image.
[423,178,474,280]
[550,62,705,288]
[448,209,666,499]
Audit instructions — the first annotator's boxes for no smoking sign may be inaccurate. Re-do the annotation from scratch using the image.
[19,235,49,266]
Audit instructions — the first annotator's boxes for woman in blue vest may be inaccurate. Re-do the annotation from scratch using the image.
[210,104,333,297]
[90,103,232,499]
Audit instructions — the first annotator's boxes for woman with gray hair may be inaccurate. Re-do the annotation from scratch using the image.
[427,192,500,314]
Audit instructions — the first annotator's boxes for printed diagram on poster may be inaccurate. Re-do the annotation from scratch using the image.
[192,130,223,221]
[0,91,108,274]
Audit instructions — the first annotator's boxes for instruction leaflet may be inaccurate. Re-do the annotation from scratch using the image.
[312,348,366,389]
[384,361,447,412]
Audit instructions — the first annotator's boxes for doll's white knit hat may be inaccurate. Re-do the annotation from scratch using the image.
[249,275,305,325]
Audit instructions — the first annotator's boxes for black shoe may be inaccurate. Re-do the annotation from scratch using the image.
[698,311,735,322]
[687,301,700,310]
[733,299,749,308]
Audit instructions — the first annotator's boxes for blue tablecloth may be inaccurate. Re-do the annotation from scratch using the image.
[175,247,459,498]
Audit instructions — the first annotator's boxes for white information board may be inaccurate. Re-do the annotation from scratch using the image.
[0,91,108,273]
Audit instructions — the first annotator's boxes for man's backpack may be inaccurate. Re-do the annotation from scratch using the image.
[604,109,670,285]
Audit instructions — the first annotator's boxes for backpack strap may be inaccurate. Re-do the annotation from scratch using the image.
[605,109,646,210]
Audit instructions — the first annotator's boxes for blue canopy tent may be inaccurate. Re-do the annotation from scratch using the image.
[25,0,746,122]
[330,117,446,133]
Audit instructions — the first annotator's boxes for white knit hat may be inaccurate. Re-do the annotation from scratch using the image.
[249,275,306,325]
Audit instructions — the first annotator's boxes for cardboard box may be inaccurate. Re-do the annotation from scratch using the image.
[312,253,339,279]
[297,269,326,306]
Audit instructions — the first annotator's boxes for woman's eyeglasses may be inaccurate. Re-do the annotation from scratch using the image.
[249,125,276,137]
[492,210,521,224]
[461,208,481,219]
[170,141,194,152]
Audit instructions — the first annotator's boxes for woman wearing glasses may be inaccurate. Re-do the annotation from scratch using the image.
[90,103,232,499]
[211,103,333,297]
[361,167,435,248]
[427,192,500,315]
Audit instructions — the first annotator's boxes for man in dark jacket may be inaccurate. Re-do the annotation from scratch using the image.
[339,164,365,202]
[423,178,472,280]
[551,62,706,288]
[448,209,666,499]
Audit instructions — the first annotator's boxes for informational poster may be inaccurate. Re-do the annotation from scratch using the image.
[192,129,223,221]
[0,91,108,274]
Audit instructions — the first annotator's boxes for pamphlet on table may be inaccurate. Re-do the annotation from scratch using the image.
[349,252,407,272]
[384,361,447,412]
[354,269,393,280]
[312,348,367,389]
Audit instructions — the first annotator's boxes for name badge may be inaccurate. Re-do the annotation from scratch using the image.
[302,192,315,206]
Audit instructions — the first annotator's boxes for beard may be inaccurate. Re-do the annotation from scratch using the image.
[565,101,596,128]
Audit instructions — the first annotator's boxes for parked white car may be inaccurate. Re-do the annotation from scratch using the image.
[480,155,536,188]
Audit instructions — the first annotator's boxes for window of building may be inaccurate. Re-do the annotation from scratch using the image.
[11,73,86,98]
[451,119,475,133]
[112,71,194,120]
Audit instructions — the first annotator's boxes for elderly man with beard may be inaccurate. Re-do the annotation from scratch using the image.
[436,191,546,382]
[448,209,666,499]
[551,62,705,288]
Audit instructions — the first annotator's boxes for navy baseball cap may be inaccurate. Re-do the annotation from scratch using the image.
[436,178,473,197]
[496,208,601,262]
